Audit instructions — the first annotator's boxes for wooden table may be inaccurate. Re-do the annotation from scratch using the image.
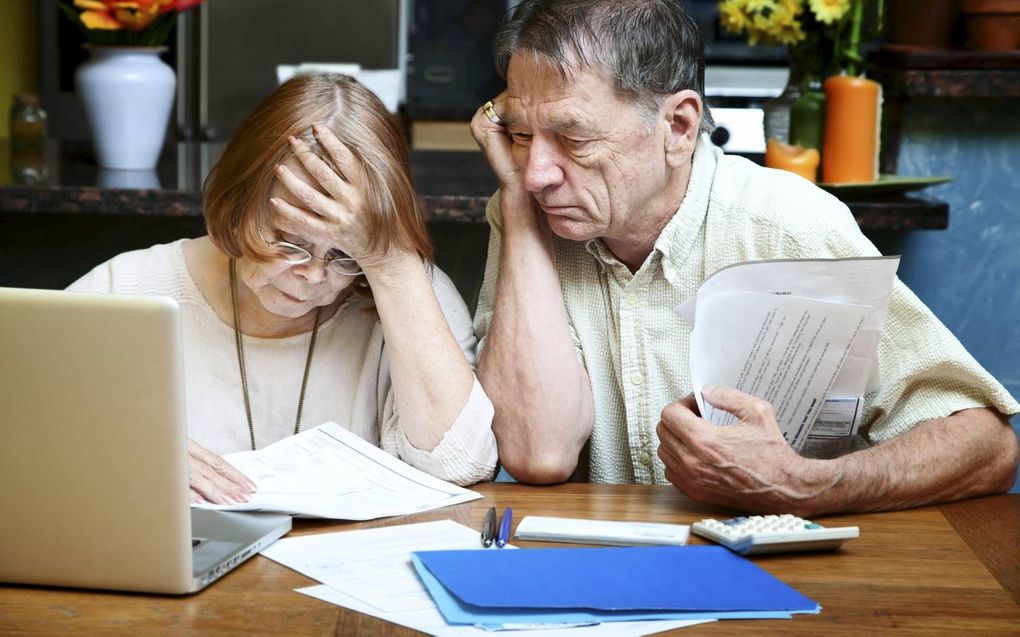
[2,484,1017,635]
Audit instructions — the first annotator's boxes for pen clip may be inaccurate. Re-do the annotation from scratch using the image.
[481,506,496,548]
[496,507,512,548]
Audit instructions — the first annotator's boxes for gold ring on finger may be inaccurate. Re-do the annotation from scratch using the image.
[482,100,502,125]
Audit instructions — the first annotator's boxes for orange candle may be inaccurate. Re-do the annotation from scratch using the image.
[765,138,821,183]
[822,75,881,184]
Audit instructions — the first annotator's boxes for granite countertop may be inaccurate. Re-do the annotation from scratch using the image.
[0,140,948,231]
[869,47,1020,99]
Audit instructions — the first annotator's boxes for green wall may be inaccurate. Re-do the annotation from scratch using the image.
[0,0,38,138]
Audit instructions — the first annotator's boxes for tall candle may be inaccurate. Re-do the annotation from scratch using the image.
[822,76,881,184]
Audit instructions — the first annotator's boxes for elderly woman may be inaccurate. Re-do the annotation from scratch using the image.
[69,73,497,500]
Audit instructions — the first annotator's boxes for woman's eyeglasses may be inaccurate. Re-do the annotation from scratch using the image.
[256,226,362,276]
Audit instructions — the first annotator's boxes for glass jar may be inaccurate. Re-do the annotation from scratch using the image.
[763,45,825,145]
[10,144,49,185]
[9,93,48,149]
[762,74,802,145]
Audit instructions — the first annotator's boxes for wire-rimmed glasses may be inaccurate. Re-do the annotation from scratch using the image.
[256,226,362,276]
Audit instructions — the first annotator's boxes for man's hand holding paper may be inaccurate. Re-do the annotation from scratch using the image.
[659,257,902,513]
[673,257,900,457]
[688,289,870,449]
[657,387,833,515]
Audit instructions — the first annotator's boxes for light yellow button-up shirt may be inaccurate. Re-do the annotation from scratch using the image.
[474,135,1019,484]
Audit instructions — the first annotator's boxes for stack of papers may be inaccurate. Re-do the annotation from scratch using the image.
[194,423,480,519]
[412,546,820,629]
[676,256,899,457]
[262,520,708,636]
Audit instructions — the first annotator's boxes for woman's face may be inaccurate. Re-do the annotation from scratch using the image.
[236,158,358,322]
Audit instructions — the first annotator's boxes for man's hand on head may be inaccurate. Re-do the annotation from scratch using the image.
[470,92,521,190]
[470,93,546,231]
[656,386,838,516]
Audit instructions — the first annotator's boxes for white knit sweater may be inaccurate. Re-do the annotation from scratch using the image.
[69,239,497,486]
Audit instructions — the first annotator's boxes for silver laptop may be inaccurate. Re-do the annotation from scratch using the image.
[0,287,291,594]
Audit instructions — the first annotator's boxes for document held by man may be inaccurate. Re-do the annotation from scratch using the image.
[676,257,900,457]
[193,423,480,519]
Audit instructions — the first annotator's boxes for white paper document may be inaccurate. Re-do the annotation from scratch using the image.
[676,257,899,456]
[262,520,707,636]
[194,422,480,519]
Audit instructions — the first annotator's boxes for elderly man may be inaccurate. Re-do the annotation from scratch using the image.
[470,0,1019,515]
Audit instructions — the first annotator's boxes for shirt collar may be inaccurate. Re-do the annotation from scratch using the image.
[653,133,719,274]
[582,134,720,279]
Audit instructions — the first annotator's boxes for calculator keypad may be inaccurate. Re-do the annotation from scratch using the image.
[691,514,859,555]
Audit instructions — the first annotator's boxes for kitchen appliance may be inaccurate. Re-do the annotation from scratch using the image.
[687,0,789,156]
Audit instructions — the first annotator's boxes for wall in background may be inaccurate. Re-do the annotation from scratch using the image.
[0,0,37,138]
[869,98,1020,491]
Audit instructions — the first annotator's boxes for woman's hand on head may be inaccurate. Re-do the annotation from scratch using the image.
[187,438,256,505]
[270,125,395,269]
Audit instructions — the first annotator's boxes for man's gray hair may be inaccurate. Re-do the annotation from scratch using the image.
[495,0,714,133]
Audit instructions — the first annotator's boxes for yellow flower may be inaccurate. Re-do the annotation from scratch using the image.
[778,0,805,16]
[808,0,852,24]
[719,0,752,33]
[718,0,814,47]
[767,5,806,45]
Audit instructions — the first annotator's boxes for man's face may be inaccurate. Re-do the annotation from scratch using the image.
[503,54,674,246]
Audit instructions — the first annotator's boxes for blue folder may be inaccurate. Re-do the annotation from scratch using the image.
[410,553,805,628]
[412,545,819,626]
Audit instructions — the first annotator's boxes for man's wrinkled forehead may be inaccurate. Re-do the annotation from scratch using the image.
[502,100,602,139]
[507,48,587,91]
[503,52,608,130]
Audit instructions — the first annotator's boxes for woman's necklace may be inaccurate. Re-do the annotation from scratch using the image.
[229,258,322,451]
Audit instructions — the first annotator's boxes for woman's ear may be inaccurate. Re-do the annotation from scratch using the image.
[662,90,702,168]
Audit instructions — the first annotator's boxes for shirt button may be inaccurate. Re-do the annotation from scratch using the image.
[624,293,637,306]
[631,373,643,386]
[638,451,652,466]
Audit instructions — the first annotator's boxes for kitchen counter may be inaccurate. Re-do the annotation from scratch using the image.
[1,140,948,231]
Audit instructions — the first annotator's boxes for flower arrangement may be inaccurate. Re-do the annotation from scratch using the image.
[59,0,205,47]
[718,0,882,77]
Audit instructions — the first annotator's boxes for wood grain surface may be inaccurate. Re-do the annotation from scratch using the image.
[1,484,1017,636]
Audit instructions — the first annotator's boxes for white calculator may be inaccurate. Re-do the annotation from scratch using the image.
[691,514,859,555]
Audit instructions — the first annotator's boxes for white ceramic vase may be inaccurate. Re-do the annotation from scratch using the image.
[75,46,176,171]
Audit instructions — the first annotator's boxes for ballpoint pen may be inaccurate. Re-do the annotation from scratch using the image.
[481,506,497,547]
[495,507,512,548]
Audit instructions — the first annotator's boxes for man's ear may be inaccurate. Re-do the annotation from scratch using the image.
[662,90,701,168]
